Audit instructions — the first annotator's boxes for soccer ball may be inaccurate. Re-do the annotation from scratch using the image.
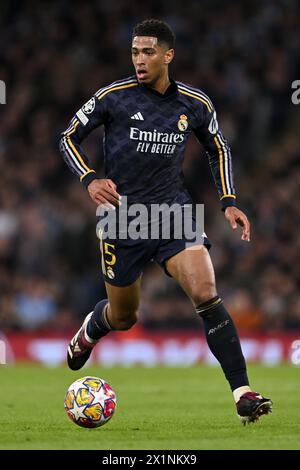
[64,376,117,428]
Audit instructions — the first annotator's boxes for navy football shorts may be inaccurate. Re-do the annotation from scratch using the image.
[98,211,211,287]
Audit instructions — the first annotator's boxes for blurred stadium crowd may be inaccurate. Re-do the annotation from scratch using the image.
[0,0,299,333]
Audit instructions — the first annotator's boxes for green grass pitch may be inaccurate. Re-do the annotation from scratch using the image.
[0,364,299,450]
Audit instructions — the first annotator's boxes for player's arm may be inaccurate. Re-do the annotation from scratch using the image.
[194,99,250,241]
[59,95,121,208]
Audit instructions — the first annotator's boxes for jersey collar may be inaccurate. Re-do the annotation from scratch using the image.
[139,78,178,100]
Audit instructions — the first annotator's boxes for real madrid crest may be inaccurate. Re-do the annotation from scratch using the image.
[106,267,115,280]
[178,114,188,131]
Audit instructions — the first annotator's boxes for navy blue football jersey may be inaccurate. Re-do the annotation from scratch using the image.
[60,76,236,209]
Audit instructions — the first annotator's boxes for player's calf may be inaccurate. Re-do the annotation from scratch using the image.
[196,296,249,391]
[196,297,273,425]
[67,299,138,370]
[67,299,111,370]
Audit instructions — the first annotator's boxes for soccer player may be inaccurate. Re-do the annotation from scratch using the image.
[60,19,272,424]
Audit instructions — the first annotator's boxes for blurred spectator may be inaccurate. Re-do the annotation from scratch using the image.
[14,277,57,330]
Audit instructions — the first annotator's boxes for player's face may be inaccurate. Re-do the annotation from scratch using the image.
[132,36,173,86]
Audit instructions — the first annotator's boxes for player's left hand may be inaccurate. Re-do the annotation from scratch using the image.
[224,206,250,242]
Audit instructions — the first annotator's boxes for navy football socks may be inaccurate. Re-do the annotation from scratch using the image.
[86,299,112,341]
[196,296,249,391]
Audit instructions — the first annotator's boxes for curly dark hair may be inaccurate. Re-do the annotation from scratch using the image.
[132,19,175,49]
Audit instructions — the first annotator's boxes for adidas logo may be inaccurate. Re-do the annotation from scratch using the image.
[131,112,144,121]
[73,344,81,353]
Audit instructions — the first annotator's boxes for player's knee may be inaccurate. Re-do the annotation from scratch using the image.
[191,281,217,306]
[109,300,139,330]
[110,308,137,330]
[115,315,137,330]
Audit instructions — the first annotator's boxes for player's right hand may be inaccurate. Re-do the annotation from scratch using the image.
[87,179,122,209]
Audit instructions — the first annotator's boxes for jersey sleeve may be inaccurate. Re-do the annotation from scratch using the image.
[59,93,108,188]
[193,98,236,211]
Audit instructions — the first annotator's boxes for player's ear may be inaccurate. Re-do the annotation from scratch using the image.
[164,49,174,64]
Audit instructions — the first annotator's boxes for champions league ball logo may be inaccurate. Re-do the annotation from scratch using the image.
[82,97,96,114]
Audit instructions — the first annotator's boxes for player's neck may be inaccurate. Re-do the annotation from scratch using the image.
[149,74,171,95]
